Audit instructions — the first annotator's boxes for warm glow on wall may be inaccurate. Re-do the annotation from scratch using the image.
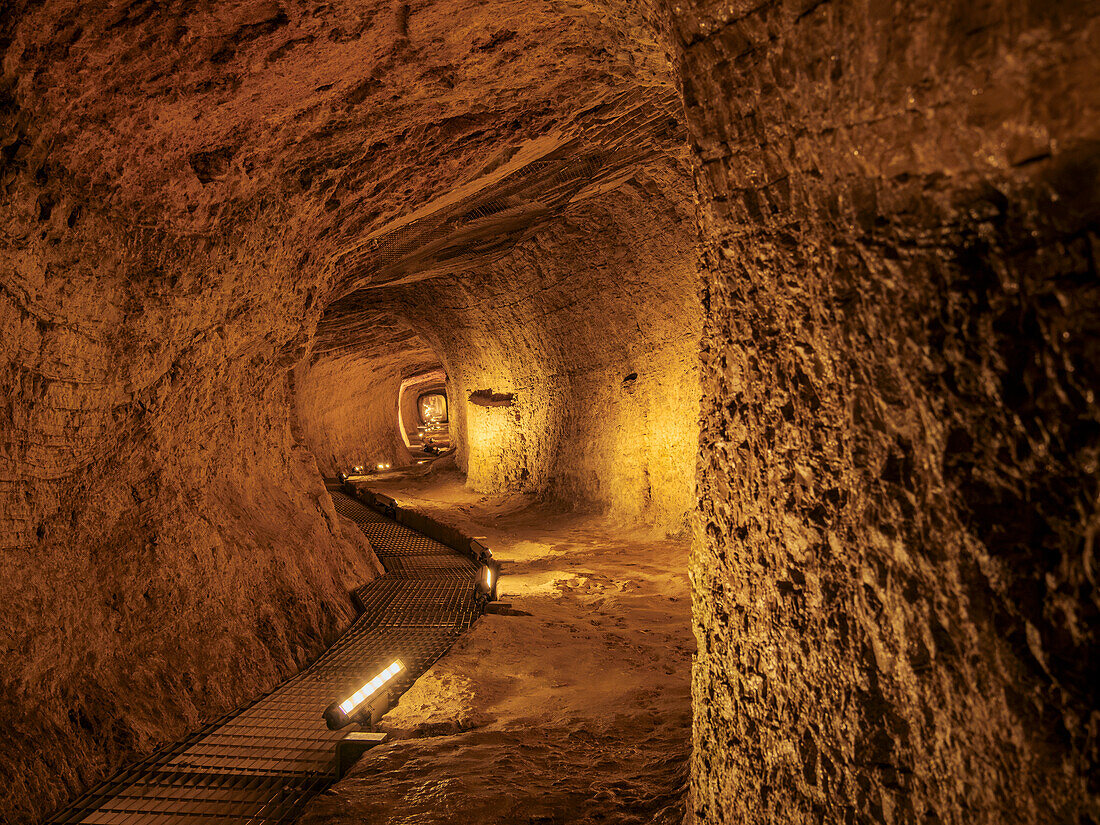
[464,400,527,491]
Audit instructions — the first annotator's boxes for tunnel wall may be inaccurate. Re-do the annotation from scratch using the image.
[0,204,378,822]
[294,353,428,476]
[397,169,702,531]
[668,0,1100,822]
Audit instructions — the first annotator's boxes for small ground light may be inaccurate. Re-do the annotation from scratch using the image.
[324,660,404,730]
[474,560,501,602]
[377,463,385,470]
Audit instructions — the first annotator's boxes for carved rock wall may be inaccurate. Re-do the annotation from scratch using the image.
[666,0,1100,821]
[0,200,378,822]
[392,165,702,531]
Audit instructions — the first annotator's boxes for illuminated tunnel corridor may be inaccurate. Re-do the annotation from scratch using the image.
[2,1,1098,823]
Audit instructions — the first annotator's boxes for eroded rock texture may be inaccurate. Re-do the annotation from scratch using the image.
[0,24,382,825]
[294,311,438,474]
[382,161,702,531]
[670,0,1100,821]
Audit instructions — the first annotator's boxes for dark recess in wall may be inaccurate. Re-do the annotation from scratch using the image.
[468,389,516,407]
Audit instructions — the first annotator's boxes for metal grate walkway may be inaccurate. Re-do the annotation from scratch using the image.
[49,482,483,824]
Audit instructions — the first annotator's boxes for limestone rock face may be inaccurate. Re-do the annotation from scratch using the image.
[667,0,1100,822]
[390,163,702,530]
[0,164,381,820]
[294,311,438,475]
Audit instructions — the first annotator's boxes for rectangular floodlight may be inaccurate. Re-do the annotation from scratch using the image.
[474,561,501,602]
[324,660,404,730]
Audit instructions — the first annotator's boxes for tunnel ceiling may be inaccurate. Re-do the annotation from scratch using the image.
[6,0,685,337]
[311,303,430,363]
[316,93,685,346]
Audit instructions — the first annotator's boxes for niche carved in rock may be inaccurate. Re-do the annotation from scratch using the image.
[469,389,515,407]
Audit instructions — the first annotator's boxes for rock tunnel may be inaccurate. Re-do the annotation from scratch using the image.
[1,1,1098,823]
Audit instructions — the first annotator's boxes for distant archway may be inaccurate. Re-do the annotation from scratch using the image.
[398,368,450,454]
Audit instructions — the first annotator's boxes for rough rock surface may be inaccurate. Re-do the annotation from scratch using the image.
[0,177,380,821]
[667,0,1100,822]
[294,311,438,475]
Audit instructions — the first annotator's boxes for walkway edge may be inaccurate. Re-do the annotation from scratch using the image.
[344,480,494,564]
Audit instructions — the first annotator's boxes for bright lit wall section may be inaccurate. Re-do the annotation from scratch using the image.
[398,171,702,532]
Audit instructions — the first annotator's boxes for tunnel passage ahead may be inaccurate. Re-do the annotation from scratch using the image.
[303,159,702,533]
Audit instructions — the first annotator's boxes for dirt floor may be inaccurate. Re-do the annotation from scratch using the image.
[299,463,693,824]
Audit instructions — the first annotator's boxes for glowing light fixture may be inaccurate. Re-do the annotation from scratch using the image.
[474,560,501,602]
[324,660,405,730]
[377,463,384,470]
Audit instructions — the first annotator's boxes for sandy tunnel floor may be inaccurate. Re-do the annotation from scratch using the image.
[299,467,693,825]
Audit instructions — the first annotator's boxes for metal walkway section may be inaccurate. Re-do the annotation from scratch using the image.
[49,482,482,825]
